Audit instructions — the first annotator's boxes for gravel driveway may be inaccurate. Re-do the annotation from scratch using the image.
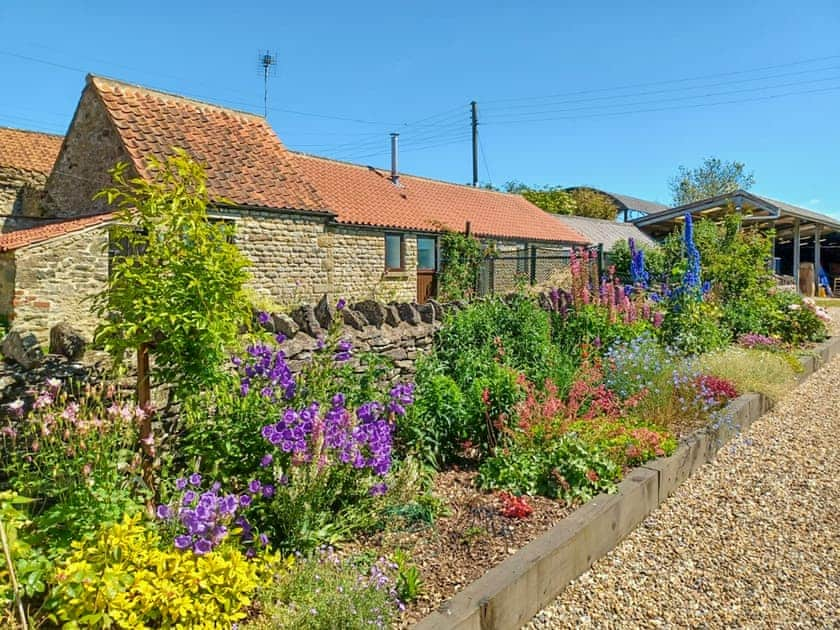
[527,333,840,628]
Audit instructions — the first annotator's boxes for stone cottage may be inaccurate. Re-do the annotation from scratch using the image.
[0,126,63,231]
[0,75,587,342]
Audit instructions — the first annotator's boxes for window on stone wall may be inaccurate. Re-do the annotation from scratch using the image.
[385,233,405,271]
[417,236,436,270]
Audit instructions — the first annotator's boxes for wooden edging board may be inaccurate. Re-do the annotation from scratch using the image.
[413,336,840,630]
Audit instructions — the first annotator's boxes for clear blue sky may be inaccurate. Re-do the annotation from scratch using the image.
[2,1,839,213]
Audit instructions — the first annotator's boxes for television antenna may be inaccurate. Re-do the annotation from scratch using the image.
[257,50,280,117]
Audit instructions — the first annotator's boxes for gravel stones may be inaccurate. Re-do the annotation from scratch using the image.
[527,347,840,629]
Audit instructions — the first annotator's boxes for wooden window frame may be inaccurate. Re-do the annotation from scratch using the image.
[385,232,406,272]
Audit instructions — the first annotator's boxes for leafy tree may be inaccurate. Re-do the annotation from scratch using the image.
[92,149,252,399]
[669,157,755,205]
[566,188,618,220]
[503,180,577,215]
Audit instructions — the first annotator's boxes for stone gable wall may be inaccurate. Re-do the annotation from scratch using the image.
[43,86,130,218]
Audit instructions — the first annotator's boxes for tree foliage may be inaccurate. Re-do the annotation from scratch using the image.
[92,149,252,397]
[566,188,618,220]
[503,181,617,219]
[503,180,577,215]
[668,157,755,206]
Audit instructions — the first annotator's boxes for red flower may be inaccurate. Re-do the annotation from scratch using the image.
[498,492,533,519]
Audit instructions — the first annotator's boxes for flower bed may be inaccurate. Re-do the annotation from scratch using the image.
[0,211,832,629]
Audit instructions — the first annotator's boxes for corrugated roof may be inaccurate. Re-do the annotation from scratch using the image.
[0,213,113,252]
[291,153,589,244]
[89,75,325,213]
[0,126,63,175]
[553,214,657,250]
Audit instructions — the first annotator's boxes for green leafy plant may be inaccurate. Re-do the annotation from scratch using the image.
[91,149,252,399]
[438,230,486,301]
[392,549,423,603]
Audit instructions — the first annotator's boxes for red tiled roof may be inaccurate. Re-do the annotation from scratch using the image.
[0,213,113,252]
[0,126,63,175]
[89,76,324,212]
[290,153,589,243]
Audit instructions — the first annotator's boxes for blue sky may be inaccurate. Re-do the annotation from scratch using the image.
[2,1,839,213]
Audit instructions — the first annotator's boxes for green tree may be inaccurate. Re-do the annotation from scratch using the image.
[669,157,755,205]
[92,149,252,399]
[566,188,618,220]
[503,180,577,215]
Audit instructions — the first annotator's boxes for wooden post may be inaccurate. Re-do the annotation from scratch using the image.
[814,224,822,295]
[136,343,155,497]
[793,219,801,293]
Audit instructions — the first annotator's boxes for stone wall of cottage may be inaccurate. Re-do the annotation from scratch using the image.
[232,210,332,305]
[328,227,417,303]
[229,210,417,307]
[42,86,131,218]
[3,228,109,340]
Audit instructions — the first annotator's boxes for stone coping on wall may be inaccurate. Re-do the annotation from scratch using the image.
[413,335,840,630]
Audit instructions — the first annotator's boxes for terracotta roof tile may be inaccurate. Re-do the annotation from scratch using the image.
[0,126,63,175]
[290,153,589,244]
[88,76,324,212]
[0,213,113,252]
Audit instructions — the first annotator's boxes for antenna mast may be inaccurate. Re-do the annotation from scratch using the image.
[257,50,279,117]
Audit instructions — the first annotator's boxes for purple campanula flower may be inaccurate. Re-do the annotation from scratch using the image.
[175,477,187,490]
[174,535,192,550]
[336,298,347,310]
[260,453,273,467]
[257,311,271,325]
[193,539,213,555]
[182,490,196,505]
[240,494,252,507]
[189,472,202,486]
[262,484,275,498]
[259,533,270,546]
[248,479,262,494]
[156,504,172,520]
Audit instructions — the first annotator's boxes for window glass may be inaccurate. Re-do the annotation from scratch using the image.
[385,233,403,270]
[417,237,436,270]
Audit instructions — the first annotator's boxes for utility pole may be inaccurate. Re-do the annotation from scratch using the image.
[471,101,479,187]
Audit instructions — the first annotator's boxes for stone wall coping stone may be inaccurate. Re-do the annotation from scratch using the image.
[413,334,840,630]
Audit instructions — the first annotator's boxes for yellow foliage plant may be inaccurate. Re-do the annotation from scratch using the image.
[46,513,286,629]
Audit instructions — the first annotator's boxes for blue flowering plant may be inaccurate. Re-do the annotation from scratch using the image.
[178,299,399,487]
[155,472,271,556]
[193,300,415,550]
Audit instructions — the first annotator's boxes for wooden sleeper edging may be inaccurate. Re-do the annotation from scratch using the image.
[412,335,840,630]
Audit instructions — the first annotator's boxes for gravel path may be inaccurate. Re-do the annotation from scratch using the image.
[527,342,840,628]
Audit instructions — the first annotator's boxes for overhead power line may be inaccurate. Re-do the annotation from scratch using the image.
[482,53,840,105]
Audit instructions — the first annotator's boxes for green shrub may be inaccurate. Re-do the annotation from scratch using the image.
[568,419,676,468]
[660,297,730,355]
[397,358,468,466]
[477,434,621,502]
[246,551,402,630]
[768,292,827,343]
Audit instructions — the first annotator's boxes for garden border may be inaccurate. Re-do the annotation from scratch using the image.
[413,336,840,630]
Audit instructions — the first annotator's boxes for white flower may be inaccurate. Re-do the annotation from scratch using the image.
[788,304,801,311]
